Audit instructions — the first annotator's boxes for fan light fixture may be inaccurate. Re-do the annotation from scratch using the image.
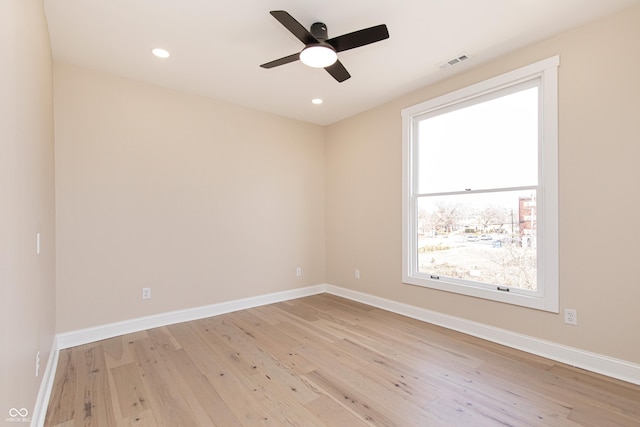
[299,44,337,68]
[260,11,389,82]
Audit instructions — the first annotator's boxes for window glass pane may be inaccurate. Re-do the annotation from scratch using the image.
[417,86,538,194]
[416,190,537,291]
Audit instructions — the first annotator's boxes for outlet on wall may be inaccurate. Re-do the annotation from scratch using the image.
[355,269,360,279]
[564,308,578,325]
[142,287,151,300]
[296,267,302,277]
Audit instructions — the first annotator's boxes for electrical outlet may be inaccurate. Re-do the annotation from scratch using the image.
[296,267,302,277]
[142,287,151,300]
[564,308,577,325]
[36,233,41,255]
[355,269,360,279]
[35,351,40,377]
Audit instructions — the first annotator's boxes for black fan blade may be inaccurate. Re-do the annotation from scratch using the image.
[260,52,300,69]
[270,10,317,45]
[325,60,351,82]
[327,24,389,53]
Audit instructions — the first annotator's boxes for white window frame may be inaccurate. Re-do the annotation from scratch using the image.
[402,56,559,312]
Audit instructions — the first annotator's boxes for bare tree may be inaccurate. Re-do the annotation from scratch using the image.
[417,207,431,236]
[432,201,462,233]
[477,207,507,232]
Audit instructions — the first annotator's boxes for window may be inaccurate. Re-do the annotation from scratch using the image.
[402,56,559,312]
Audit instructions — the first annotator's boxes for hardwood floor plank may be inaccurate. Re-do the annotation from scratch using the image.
[270,299,321,322]
[44,348,77,425]
[148,326,182,351]
[192,316,261,372]
[567,403,640,427]
[425,369,574,426]
[293,337,368,373]
[252,306,338,345]
[348,313,486,370]
[306,368,440,426]
[101,336,124,364]
[296,344,439,425]
[304,394,372,427]
[235,369,327,427]
[109,362,150,419]
[45,294,640,426]
[129,338,207,426]
[72,344,116,426]
[201,315,322,404]
[159,347,243,427]
[170,320,314,426]
[341,323,574,425]
[247,304,294,326]
[114,409,158,427]
[165,322,232,376]
[304,369,398,426]
[103,332,149,370]
[548,363,640,418]
[230,310,303,356]
[167,321,290,426]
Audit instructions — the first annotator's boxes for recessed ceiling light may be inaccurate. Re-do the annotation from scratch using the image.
[151,48,170,59]
[311,98,323,105]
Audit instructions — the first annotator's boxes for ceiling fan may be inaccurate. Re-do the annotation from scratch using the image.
[260,10,389,82]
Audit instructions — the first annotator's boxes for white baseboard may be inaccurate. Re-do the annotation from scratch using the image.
[32,285,326,426]
[323,284,640,386]
[56,284,326,349]
[34,282,639,426]
[31,337,59,427]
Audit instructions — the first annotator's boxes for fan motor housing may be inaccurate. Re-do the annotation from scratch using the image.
[310,22,329,40]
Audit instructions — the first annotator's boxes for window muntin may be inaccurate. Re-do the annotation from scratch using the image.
[402,56,559,312]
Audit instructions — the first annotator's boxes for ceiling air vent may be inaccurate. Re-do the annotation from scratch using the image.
[439,54,470,69]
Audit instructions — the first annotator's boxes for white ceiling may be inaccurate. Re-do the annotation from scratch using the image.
[44,0,640,126]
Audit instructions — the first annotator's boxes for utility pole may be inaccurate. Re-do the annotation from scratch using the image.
[511,209,514,236]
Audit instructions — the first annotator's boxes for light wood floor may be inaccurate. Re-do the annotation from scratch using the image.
[44,294,640,426]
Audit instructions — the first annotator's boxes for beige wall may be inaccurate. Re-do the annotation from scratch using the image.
[54,63,326,332]
[47,1,640,374]
[1,0,636,417]
[326,5,640,363]
[0,0,56,418]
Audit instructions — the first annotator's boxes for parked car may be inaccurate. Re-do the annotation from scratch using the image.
[480,234,492,240]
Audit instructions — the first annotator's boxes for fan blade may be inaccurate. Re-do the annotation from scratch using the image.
[327,24,389,53]
[270,10,317,45]
[325,60,351,82]
[260,52,300,69]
